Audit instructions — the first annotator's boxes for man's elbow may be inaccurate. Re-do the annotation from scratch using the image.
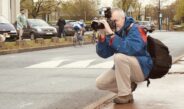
[96,50,110,59]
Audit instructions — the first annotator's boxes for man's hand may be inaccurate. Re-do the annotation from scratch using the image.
[99,20,114,34]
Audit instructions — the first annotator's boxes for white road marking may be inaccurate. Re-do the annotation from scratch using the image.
[20,102,33,108]
[25,58,184,73]
[181,57,184,61]
[169,64,184,72]
[26,60,65,68]
[89,60,113,68]
[59,59,95,68]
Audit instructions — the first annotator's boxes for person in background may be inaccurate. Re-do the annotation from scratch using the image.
[57,17,66,38]
[78,20,86,44]
[0,34,6,42]
[16,9,27,41]
[72,21,83,45]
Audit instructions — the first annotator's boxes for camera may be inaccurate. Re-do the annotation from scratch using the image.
[91,7,116,31]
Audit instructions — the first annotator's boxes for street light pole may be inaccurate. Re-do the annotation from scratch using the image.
[158,0,161,30]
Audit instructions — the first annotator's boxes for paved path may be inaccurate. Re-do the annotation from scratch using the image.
[99,57,184,109]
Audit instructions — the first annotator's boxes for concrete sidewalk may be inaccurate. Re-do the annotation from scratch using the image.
[94,58,184,109]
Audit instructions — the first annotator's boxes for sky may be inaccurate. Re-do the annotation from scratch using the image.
[98,0,113,8]
[99,0,176,8]
[139,0,176,7]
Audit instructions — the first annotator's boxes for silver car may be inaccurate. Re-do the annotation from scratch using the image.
[23,19,57,40]
[136,21,155,33]
[0,16,17,41]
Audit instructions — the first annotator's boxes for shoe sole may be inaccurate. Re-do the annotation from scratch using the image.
[113,98,134,104]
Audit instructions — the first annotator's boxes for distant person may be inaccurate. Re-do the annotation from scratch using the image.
[16,9,27,41]
[0,34,6,42]
[57,17,66,38]
[72,22,84,45]
[78,20,86,44]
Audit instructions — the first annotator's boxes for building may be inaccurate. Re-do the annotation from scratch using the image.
[0,0,20,23]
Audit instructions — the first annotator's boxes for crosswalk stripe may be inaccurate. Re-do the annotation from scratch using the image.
[169,64,184,72]
[26,60,65,68]
[59,59,95,68]
[89,60,113,68]
[180,57,184,61]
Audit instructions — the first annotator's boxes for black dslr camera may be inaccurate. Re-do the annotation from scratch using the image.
[91,7,116,31]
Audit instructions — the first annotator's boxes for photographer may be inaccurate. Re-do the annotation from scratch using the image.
[95,8,153,104]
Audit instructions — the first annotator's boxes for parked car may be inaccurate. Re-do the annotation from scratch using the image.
[135,21,155,33]
[0,16,17,41]
[23,19,57,40]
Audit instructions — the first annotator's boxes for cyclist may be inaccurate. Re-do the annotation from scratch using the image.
[78,20,86,45]
[72,22,83,46]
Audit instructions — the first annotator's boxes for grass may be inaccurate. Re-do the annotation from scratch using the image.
[0,36,92,51]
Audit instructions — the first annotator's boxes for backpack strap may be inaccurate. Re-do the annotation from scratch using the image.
[146,78,150,87]
[126,23,151,87]
[126,23,134,35]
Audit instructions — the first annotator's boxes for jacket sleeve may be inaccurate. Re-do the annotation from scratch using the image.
[110,26,146,56]
[96,37,115,58]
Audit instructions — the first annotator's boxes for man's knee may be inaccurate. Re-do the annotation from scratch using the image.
[114,53,129,63]
[96,78,108,90]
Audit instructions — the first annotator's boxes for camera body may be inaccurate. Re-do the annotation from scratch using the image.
[91,7,116,31]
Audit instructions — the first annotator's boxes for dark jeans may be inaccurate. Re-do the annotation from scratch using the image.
[58,29,64,38]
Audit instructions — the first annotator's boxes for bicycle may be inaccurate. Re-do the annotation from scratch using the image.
[73,30,83,46]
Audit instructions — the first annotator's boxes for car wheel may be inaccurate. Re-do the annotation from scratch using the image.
[30,33,35,40]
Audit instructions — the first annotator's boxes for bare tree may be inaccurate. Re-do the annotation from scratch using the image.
[175,0,184,23]
[21,0,63,18]
[60,0,98,20]
[113,0,138,13]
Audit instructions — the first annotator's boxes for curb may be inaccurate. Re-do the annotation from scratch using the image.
[83,93,116,109]
[0,41,92,55]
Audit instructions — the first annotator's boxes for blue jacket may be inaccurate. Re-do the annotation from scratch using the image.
[96,17,153,78]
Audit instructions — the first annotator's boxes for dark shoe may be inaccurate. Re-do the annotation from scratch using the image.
[131,82,137,92]
[113,94,134,104]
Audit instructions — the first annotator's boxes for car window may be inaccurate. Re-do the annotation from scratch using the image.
[0,16,10,23]
[28,19,49,27]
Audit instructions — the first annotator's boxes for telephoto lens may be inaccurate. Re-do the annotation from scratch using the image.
[91,21,105,31]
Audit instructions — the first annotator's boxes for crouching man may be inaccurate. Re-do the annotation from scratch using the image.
[95,8,153,104]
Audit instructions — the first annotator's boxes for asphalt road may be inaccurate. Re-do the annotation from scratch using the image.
[0,31,184,109]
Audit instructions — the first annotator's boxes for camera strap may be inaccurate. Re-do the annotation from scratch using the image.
[116,23,134,37]
[126,23,134,35]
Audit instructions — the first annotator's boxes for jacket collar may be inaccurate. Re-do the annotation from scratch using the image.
[115,17,135,36]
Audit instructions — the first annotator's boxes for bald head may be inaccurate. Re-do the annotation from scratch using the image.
[111,8,125,19]
[111,8,126,30]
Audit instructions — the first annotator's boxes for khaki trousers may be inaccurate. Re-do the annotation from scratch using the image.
[18,29,24,41]
[96,53,145,96]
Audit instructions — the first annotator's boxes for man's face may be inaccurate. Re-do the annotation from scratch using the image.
[111,11,125,30]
